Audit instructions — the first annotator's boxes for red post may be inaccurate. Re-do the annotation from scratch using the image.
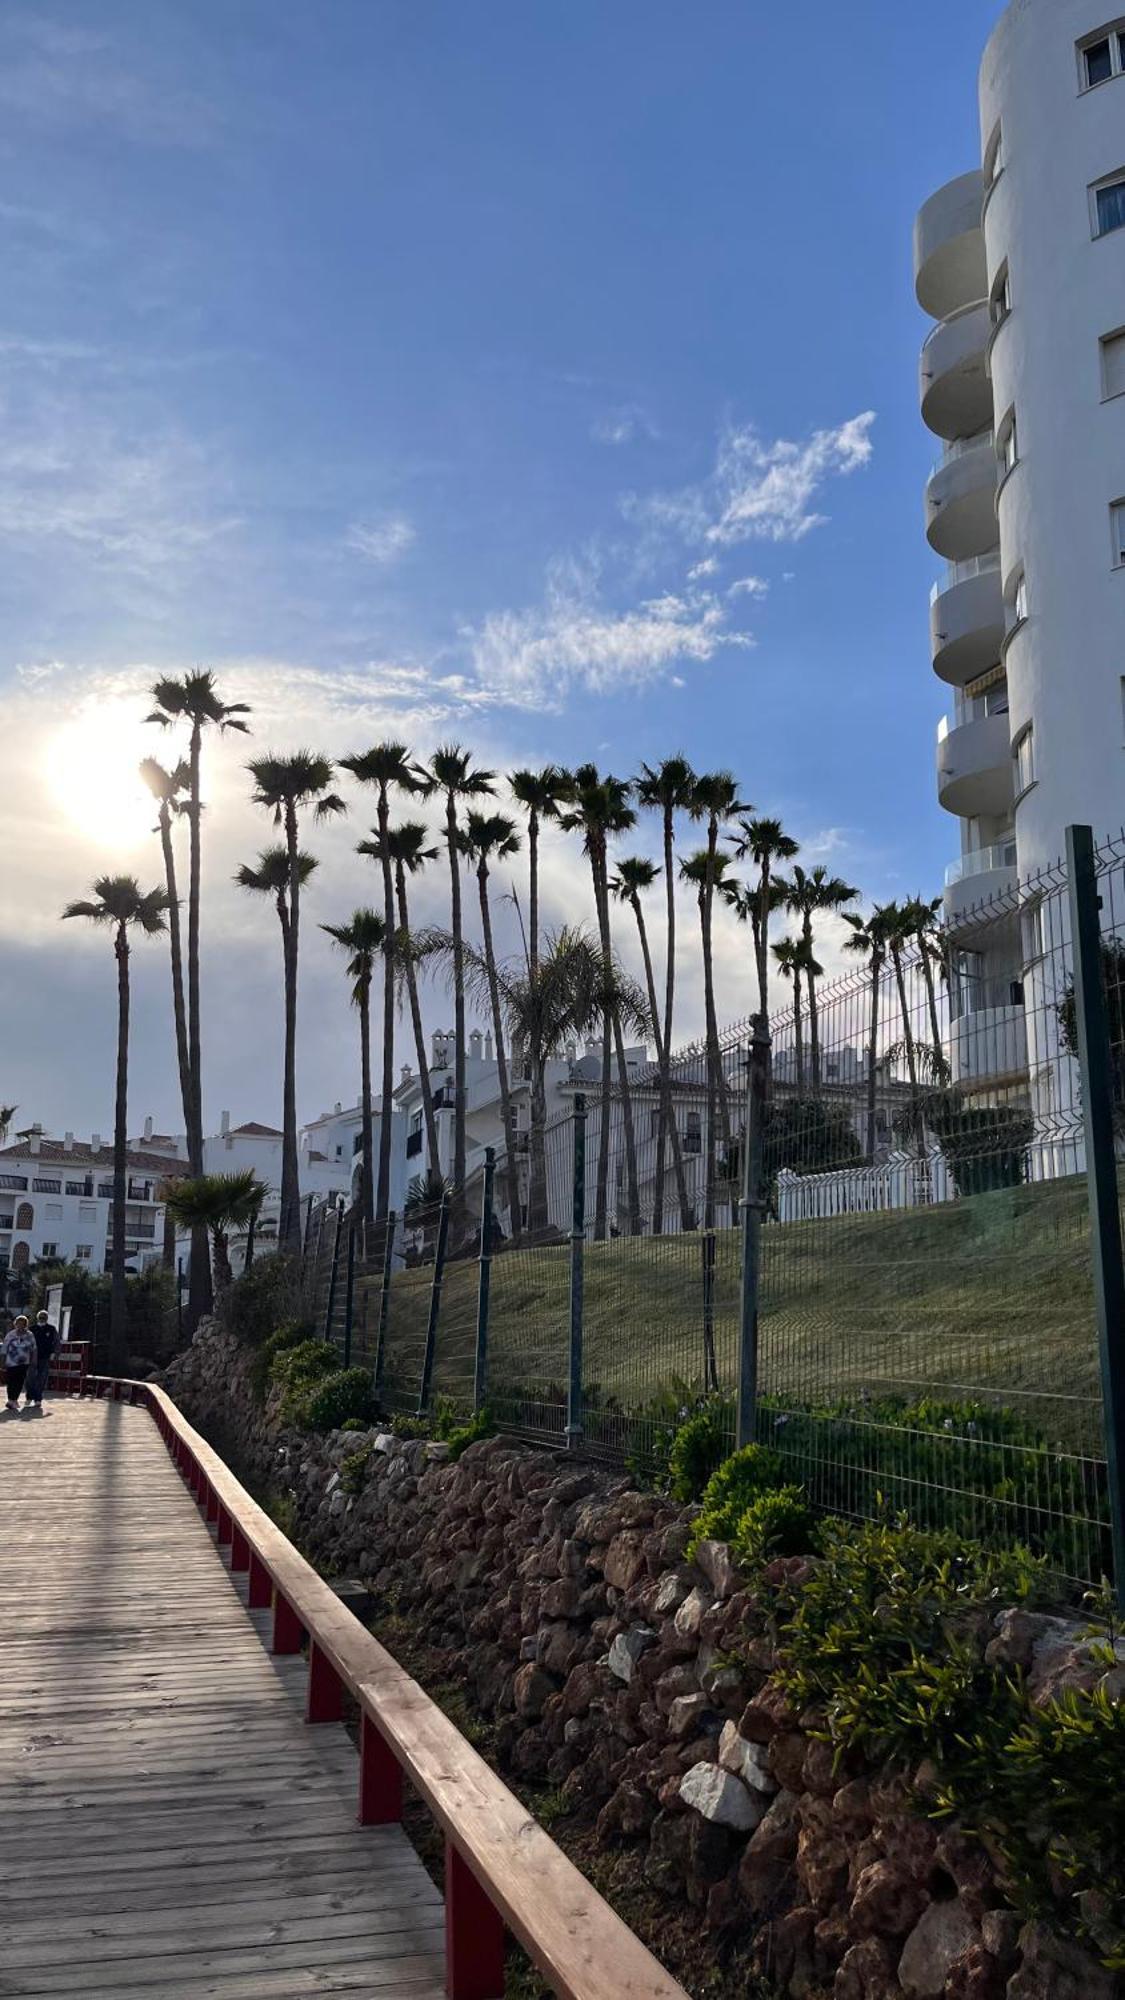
[272,1592,303,1654]
[444,1843,506,2000]
[248,1553,272,1609]
[217,1506,233,1547]
[358,1713,404,1825]
[205,1484,220,1524]
[230,1526,250,1573]
[306,1642,344,1723]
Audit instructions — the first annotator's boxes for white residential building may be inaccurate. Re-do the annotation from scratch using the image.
[916,0,1125,1115]
[0,1129,180,1283]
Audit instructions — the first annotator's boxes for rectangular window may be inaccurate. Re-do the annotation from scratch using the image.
[1011,571,1029,625]
[1093,173,1125,236]
[1103,330,1125,398]
[76,1244,92,1260]
[1112,499,1125,566]
[990,264,1011,329]
[999,414,1018,478]
[45,1202,63,1221]
[41,1242,57,1259]
[1080,23,1125,87]
[1021,900,1045,963]
[1014,725,1035,794]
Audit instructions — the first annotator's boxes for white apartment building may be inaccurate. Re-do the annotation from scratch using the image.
[916,0,1125,1113]
[0,1129,180,1282]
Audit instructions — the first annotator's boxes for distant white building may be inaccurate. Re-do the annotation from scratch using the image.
[0,1128,182,1284]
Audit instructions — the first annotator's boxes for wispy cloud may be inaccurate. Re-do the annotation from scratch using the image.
[687,556,719,581]
[727,575,769,600]
[591,403,659,447]
[345,516,417,566]
[624,410,876,551]
[0,13,220,148]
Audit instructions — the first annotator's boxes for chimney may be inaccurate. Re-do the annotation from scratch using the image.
[484,1030,494,1061]
[63,1131,74,1153]
[220,1110,231,1136]
[334,1101,342,1114]
[91,1133,101,1153]
[29,1131,41,1156]
[400,1065,412,1083]
[469,1029,482,1061]
[585,1037,597,1057]
[143,1115,153,1142]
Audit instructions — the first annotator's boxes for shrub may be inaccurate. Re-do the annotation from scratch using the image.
[249,1318,314,1400]
[225,1255,302,1346]
[441,1407,495,1461]
[272,1338,337,1393]
[340,1416,370,1433]
[735,1486,817,1564]
[341,1442,375,1493]
[668,1397,736,1503]
[687,1443,785,1554]
[389,1413,431,1441]
[297,1367,379,1434]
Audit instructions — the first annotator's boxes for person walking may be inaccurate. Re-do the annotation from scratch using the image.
[28,1309,58,1410]
[3,1316,36,1412]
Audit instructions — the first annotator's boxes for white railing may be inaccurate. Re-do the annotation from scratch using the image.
[776,1148,954,1223]
[930,550,1001,605]
[931,428,994,477]
[945,841,1018,887]
[920,297,989,356]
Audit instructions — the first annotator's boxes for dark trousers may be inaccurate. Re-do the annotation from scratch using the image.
[5,1363,28,1404]
[28,1354,50,1403]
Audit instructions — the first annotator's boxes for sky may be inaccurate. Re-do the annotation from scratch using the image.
[0,0,1002,1140]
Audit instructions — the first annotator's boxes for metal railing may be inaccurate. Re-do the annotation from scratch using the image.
[931,550,1002,604]
[946,841,1018,886]
[931,427,994,477]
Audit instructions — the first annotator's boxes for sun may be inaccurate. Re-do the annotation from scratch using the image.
[46,704,159,850]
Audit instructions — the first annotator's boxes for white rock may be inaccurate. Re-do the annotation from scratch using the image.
[719,1721,778,1794]
[898,1902,979,1998]
[608,1626,657,1684]
[653,1574,691,1617]
[373,1433,396,1454]
[674,1586,712,1638]
[678,1762,765,1832]
[325,1471,341,1495]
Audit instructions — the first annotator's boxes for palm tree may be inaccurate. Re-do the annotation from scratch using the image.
[782,865,860,1094]
[680,848,738,1225]
[374,821,442,1174]
[139,757,192,1155]
[903,894,947,1058]
[462,811,523,1239]
[339,744,421,1222]
[729,817,800,1024]
[842,909,888,1163]
[146,672,251,1324]
[247,753,345,1252]
[557,766,642,1239]
[689,772,749,1151]
[428,746,496,1192]
[771,937,810,1094]
[321,911,386,1227]
[62,876,169,1365]
[509,767,566,979]
[635,756,697,1232]
[0,1106,16,1145]
[162,1170,269,1301]
[610,858,694,1230]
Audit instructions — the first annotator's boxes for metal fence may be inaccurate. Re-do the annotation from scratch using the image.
[304,825,1125,1600]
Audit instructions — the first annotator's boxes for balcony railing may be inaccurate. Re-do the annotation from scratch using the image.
[66,1180,93,1197]
[0,1174,29,1191]
[930,551,1001,605]
[945,841,1018,887]
[931,426,993,477]
[406,1129,424,1158]
[32,1179,62,1194]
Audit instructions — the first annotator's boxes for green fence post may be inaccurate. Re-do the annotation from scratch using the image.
[342,1220,356,1370]
[737,1020,770,1449]
[1066,823,1125,1608]
[474,1149,496,1413]
[418,1192,451,1415]
[373,1212,395,1402]
[701,1231,717,1393]
[323,1208,343,1347]
[566,1097,587,1450]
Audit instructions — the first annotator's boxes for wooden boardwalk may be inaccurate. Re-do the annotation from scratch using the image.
[0,1396,445,2000]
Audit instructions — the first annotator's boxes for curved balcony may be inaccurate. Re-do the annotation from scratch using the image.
[914,172,987,319]
[919,302,993,440]
[925,434,998,560]
[943,842,1018,934]
[950,1004,1028,1087]
[930,557,1005,687]
[936,709,1013,819]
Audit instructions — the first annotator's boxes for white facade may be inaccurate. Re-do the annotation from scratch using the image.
[0,1130,175,1282]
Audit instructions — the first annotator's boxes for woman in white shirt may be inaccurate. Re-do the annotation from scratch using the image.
[3,1316,36,1411]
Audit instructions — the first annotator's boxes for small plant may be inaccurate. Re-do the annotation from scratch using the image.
[687,1443,785,1555]
[297,1367,379,1434]
[667,1396,736,1503]
[341,1442,375,1494]
[389,1412,431,1441]
[249,1318,314,1400]
[225,1254,303,1346]
[735,1486,817,1564]
[272,1338,339,1420]
[266,1489,297,1537]
[340,1416,371,1434]
[442,1407,496,1461]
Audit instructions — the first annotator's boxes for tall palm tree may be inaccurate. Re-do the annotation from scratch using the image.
[782,865,860,1094]
[689,772,749,1151]
[339,744,421,1222]
[428,746,496,1192]
[162,1170,269,1301]
[842,906,893,1163]
[247,753,345,1252]
[903,894,947,1059]
[139,757,192,1158]
[729,817,800,1024]
[462,811,523,1239]
[557,766,642,1238]
[371,821,442,1175]
[321,910,386,1227]
[0,1106,16,1145]
[771,937,810,1094]
[635,756,696,1232]
[508,767,566,978]
[61,876,169,1365]
[680,848,738,1225]
[146,671,251,1325]
[610,857,694,1230]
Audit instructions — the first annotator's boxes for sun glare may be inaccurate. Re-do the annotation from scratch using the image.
[47,706,158,850]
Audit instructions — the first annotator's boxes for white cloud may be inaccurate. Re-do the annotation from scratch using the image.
[687,556,719,581]
[345,515,416,566]
[0,13,220,148]
[591,403,659,446]
[727,575,769,600]
[624,410,876,552]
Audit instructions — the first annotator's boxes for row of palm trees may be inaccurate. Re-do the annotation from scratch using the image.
[62,679,949,1353]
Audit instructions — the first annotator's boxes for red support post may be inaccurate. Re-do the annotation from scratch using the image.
[230,1526,250,1573]
[444,1843,506,2000]
[247,1553,272,1609]
[217,1506,233,1547]
[205,1484,220,1525]
[272,1592,303,1655]
[306,1642,344,1723]
[358,1713,404,1826]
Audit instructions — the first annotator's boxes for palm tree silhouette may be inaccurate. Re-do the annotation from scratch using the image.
[770,935,820,1097]
[163,1170,268,1301]
[842,906,894,1162]
[428,746,496,1193]
[321,910,387,1228]
[635,756,696,1231]
[782,864,859,1093]
[902,894,947,1058]
[139,756,192,1157]
[729,816,800,1025]
[680,846,738,1227]
[462,811,523,1240]
[611,857,694,1231]
[379,821,442,1174]
[508,766,566,978]
[689,772,749,1152]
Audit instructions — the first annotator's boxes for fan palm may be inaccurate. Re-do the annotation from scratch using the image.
[634,756,696,1231]
[247,748,343,1252]
[902,893,947,1058]
[689,772,749,1151]
[770,937,815,1095]
[782,864,860,1093]
[61,876,169,1364]
[842,906,894,1162]
[162,1170,269,1300]
[428,746,496,1191]
[461,812,523,1238]
[321,910,387,1227]
[0,1106,16,1144]
[339,744,422,1221]
[680,848,738,1225]
[146,671,251,1324]
[729,817,800,1025]
[374,821,442,1173]
[610,857,694,1231]
[139,757,192,1149]
[508,766,566,978]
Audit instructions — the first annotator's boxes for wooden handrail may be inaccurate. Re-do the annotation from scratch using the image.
[81,1376,689,2000]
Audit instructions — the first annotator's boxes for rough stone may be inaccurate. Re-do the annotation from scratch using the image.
[738,1789,801,1914]
[718,1720,778,1794]
[850,1859,928,1941]
[512,1664,556,1720]
[1005,1921,1117,2000]
[607,1625,657,1684]
[603,1531,648,1593]
[678,1761,764,1832]
[667,1693,717,1741]
[673,1585,712,1639]
[897,1900,979,1998]
[834,1937,901,2000]
[693,1538,744,1600]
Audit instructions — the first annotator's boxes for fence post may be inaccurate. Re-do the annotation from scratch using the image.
[1066,823,1125,1607]
[342,1220,356,1369]
[323,1208,343,1347]
[737,1020,770,1450]
[418,1192,451,1415]
[566,1097,587,1450]
[474,1149,496,1412]
[373,1212,395,1402]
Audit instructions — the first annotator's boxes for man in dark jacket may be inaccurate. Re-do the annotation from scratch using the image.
[28,1309,58,1409]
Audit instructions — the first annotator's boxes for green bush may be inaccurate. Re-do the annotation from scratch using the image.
[341,1442,375,1493]
[297,1368,379,1433]
[735,1486,817,1564]
[225,1255,303,1346]
[668,1397,736,1503]
[249,1318,315,1400]
[687,1443,785,1554]
[441,1407,496,1461]
[389,1413,431,1441]
[340,1416,370,1433]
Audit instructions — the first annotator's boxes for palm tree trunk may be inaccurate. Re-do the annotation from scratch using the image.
[375,786,394,1226]
[921,949,943,1058]
[864,954,882,1164]
[696,895,718,1233]
[186,721,212,1326]
[212,1226,234,1300]
[631,896,693,1232]
[447,795,467,1190]
[110,925,130,1369]
[654,807,676,1232]
[395,865,440,1172]
[803,914,822,1094]
[527,1054,549,1236]
[156,803,191,1152]
[793,977,805,1094]
[280,803,301,1254]
[358,975,374,1231]
[528,809,540,980]
[706,821,732,1150]
[477,862,522,1242]
[891,943,923,1153]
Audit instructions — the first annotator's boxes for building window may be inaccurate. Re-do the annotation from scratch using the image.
[1021,899,1045,964]
[684,1111,702,1157]
[76,1244,92,1260]
[45,1202,63,1222]
[79,1201,97,1222]
[15,1201,33,1230]
[990,262,1011,330]
[997,410,1018,480]
[1079,23,1125,88]
[1092,171,1125,237]
[1102,329,1125,399]
[1112,499,1125,566]
[1014,724,1035,796]
[983,121,1003,189]
[41,1242,57,1260]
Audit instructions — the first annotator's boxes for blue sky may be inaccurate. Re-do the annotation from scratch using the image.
[0,1,1002,1135]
